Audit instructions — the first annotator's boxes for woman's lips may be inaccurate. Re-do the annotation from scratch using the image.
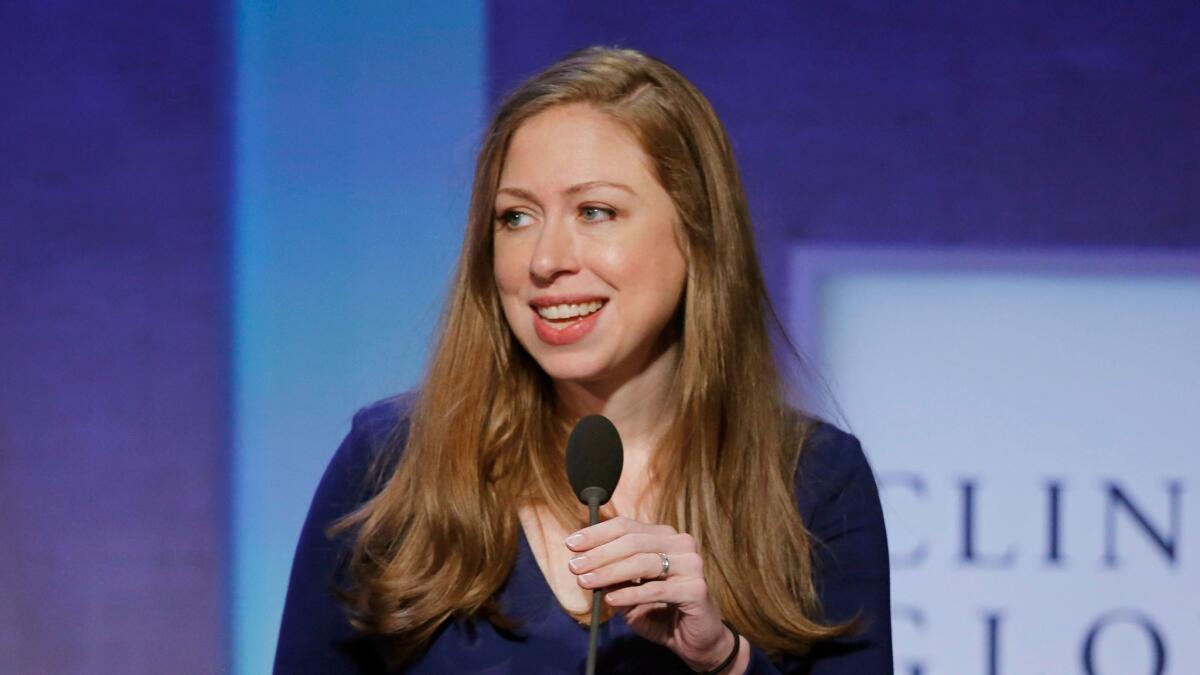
[531,302,606,346]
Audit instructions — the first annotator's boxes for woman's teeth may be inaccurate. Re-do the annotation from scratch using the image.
[536,301,604,321]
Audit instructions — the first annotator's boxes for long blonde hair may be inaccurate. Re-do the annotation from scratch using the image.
[335,46,850,664]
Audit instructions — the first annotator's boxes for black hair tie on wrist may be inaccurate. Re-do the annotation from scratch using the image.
[693,620,740,675]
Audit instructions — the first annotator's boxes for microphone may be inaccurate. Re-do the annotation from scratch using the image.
[564,414,623,675]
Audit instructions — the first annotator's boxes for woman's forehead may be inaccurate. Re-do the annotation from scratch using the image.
[497,104,659,197]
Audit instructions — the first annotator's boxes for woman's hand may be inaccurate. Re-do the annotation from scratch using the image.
[565,516,747,673]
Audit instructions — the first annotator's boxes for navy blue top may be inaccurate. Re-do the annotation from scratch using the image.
[274,397,892,673]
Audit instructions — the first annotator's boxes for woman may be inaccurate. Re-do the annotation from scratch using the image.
[275,47,891,674]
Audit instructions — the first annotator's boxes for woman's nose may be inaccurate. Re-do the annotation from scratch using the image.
[529,218,579,284]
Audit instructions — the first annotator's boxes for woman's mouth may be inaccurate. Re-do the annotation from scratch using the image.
[535,300,604,322]
[530,299,607,346]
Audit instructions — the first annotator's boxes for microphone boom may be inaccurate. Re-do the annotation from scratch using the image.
[564,414,623,675]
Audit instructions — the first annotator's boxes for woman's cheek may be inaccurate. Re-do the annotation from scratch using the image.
[493,243,527,294]
[587,244,634,284]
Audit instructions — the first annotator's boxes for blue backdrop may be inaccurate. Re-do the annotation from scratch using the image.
[1,2,1196,673]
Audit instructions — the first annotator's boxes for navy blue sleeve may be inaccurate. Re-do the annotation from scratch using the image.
[745,422,893,674]
[273,400,408,675]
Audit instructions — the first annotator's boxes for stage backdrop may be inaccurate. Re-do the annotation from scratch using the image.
[1,3,227,672]
[231,3,1199,674]
[232,2,484,673]
[6,2,1195,674]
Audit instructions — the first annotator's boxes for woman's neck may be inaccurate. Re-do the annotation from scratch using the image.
[553,344,678,453]
[550,335,682,518]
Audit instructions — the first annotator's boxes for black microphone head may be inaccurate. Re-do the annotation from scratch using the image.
[565,414,623,506]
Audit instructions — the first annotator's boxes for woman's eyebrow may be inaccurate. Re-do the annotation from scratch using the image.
[496,186,540,205]
[496,182,636,204]
[565,181,635,196]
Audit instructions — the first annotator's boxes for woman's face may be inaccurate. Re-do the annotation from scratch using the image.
[493,103,688,388]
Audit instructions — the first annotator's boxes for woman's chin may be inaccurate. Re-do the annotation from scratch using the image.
[529,353,612,386]
[540,362,607,386]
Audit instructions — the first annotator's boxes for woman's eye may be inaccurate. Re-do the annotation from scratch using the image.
[580,206,616,222]
[497,210,532,229]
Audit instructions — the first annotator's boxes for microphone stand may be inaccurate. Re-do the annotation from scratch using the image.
[582,486,606,675]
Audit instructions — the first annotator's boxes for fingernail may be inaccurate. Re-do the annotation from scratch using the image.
[606,591,622,604]
[579,573,596,587]
[565,533,584,549]
[568,556,588,572]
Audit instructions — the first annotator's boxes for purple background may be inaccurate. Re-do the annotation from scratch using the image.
[1,2,228,672]
[489,1,1200,296]
[2,0,1197,670]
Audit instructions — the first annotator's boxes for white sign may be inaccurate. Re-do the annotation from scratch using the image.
[789,248,1200,675]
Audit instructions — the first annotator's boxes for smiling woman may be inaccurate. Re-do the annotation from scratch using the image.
[274,47,892,674]
[494,103,687,384]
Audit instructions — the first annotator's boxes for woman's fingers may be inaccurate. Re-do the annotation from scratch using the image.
[569,529,696,571]
[568,532,656,574]
[575,550,701,589]
[604,576,710,608]
[565,516,675,552]
[563,519,729,669]
[564,517,711,608]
